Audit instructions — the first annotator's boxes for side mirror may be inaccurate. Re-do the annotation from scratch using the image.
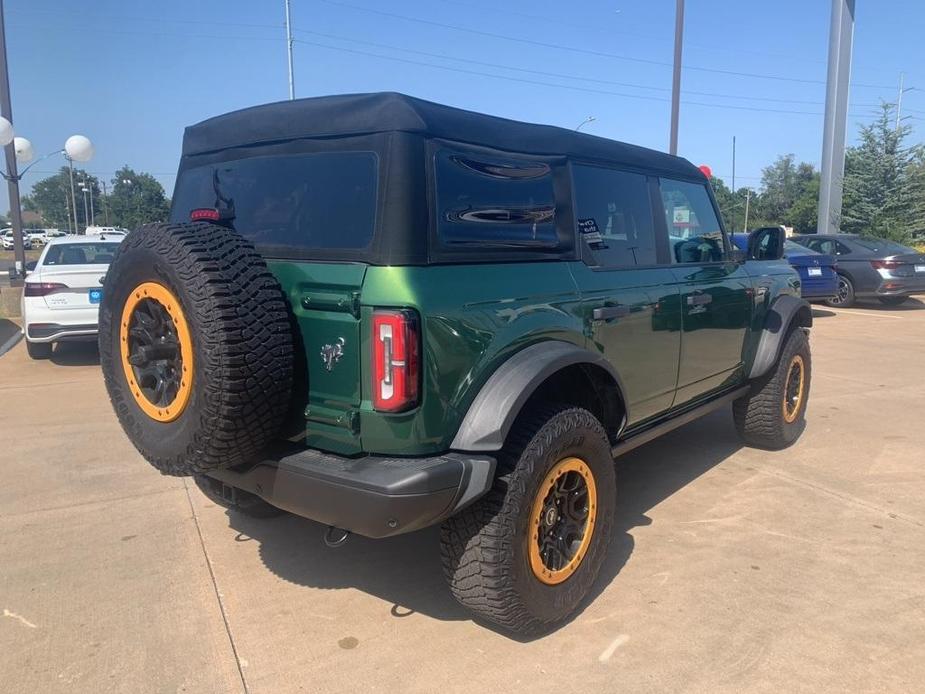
[747,226,785,261]
[25,260,36,274]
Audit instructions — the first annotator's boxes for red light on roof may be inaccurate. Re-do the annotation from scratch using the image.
[698,164,713,179]
[190,208,221,221]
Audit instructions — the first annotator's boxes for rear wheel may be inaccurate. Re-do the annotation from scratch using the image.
[734,327,811,449]
[824,274,854,308]
[99,222,295,476]
[440,405,616,634]
[26,340,53,360]
[877,296,908,306]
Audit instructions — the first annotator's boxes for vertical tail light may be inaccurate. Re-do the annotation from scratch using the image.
[372,309,420,412]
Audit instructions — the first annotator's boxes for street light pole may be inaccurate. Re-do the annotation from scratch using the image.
[668,0,685,155]
[284,0,295,100]
[0,0,25,278]
[67,156,79,232]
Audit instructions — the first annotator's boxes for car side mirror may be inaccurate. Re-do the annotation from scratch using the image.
[747,226,785,261]
[25,260,36,274]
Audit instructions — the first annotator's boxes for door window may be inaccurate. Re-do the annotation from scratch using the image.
[659,178,727,263]
[572,165,657,267]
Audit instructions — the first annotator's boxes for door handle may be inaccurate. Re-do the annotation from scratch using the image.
[592,305,630,320]
[686,293,713,306]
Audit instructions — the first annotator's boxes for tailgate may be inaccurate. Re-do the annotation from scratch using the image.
[269,260,368,455]
[38,265,107,310]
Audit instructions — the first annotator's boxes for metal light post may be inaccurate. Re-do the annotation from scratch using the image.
[817,0,855,234]
[80,185,90,228]
[284,0,295,100]
[0,0,25,279]
[669,0,685,155]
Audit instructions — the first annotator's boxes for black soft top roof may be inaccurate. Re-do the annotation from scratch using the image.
[182,91,701,179]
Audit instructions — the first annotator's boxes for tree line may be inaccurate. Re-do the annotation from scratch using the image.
[713,103,925,244]
[17,165,170,232]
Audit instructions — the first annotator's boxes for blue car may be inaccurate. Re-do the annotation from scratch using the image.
[732,231,837,301]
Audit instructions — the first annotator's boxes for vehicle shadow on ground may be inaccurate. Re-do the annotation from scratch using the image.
[811,308,836,319]
[225,409,743,640]
[50,342,100,366]
[854,297,925,311]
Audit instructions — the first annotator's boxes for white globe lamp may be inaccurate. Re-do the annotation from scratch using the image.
[0,116,12,146]
[65,134,94,162]
[13,136,33,163]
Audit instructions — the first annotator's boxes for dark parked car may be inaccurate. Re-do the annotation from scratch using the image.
[791,234,925,307]
[733,231,837,301]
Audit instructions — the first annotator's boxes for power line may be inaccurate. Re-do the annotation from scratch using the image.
[295,38,875,117]
[319,0,898,89]
[295,28,840,107]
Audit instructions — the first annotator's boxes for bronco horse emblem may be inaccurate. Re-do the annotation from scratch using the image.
[320,337,345,372]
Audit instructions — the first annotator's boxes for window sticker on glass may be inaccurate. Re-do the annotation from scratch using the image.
[577,218,606,248]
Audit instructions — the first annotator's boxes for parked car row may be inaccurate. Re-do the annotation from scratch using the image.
[2,227,126,250]
[736,227,925,308]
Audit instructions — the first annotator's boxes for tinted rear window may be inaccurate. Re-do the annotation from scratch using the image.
[43,243,120,266]
[853,237,916,255]
[434,149,559,250]
[170,152,378,256]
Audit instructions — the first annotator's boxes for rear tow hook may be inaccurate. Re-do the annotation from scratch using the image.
[323,526,350,548]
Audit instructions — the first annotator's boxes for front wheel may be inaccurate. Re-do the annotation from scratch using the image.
[440,405,616,635]
[824,274,854,308]
[734,328,811,450]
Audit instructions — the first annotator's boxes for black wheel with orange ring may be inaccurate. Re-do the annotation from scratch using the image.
[99,222,294,476]
[440,404,616,634]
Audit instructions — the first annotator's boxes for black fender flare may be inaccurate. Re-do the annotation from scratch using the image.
[450,341,623,452]
[749,295,813,379]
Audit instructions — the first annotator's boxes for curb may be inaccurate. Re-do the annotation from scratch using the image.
[0,329,22,358]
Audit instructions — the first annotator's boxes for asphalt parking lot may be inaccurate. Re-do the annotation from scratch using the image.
[2,299,924,693]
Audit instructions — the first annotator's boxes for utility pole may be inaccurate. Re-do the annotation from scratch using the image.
[895,72,914,130]
[0,0,25,280]
[817,0,855,234]
[101,179,110,225]
[285,0,295,100]
[668,0,684,155]
[731,135,737,230]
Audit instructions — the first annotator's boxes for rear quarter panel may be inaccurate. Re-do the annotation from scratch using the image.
[359,262,585,455]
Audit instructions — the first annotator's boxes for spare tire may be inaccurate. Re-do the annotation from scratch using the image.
[99,222,294,476]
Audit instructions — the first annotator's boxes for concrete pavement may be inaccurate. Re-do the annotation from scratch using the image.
[1,299,924,693]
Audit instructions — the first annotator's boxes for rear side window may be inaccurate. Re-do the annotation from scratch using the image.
[660,178,726,263]
[572,165,656,267]
[43,242,120,265]
[171,152,378,256]
[434,149,559,249]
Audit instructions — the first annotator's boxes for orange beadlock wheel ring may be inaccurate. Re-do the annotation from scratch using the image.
[119,282,194,423]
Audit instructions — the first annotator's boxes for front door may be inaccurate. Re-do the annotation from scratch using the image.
[571,165,682,428]
[658,177,752,405]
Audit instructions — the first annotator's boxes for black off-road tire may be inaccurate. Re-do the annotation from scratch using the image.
[26,340,53,359]
[440,404,616,635]
[192,475,286,519]
[99,222,294,476]
[824,274,855,308]
[877,296,908,306]
[734,327,811,450]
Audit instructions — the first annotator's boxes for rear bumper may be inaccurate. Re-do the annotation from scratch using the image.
[206,447,496,538]
[23,300,100,343]
[26,323,98,341]
[873,278,925,296]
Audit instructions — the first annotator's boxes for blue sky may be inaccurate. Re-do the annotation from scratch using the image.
[3,0,923,211]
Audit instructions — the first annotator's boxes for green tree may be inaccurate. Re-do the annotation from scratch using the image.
[840,103,924,242]
[22,167,102,232]
[108,166,171,229]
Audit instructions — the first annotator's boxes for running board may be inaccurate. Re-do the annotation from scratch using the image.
[611,385,750,459]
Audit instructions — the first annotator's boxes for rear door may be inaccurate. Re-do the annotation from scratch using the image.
[658,177,752,405]
[38,242,119,310]
[570,164,681,427]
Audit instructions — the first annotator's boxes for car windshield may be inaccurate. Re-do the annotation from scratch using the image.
[785,239,818,255]
[853,237,916,254]
[42,242,121,266]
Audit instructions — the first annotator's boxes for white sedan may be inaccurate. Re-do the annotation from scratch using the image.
[21,235,123,359]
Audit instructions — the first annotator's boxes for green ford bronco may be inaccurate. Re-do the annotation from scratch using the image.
[100,93,811,634]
